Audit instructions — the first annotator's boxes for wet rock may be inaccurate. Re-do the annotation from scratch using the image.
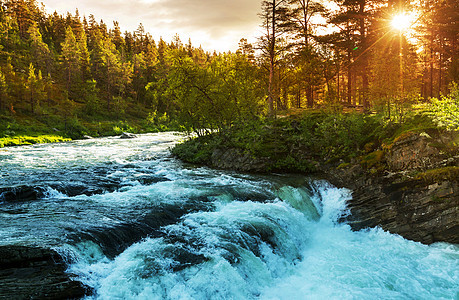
[120,132,137,139]
[346,177,458,244]
[327,162,459,245]
[0,186,47,202]
[0,245,91,299]
[202,131,459,245]
[82,135,94,140]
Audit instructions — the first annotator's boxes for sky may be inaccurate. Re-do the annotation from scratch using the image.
[39,0,262,52]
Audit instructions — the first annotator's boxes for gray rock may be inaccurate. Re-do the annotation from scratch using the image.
[0,245,91,299]
[120,132,137,139]
[211,148,269,173]
[327,161,459,245]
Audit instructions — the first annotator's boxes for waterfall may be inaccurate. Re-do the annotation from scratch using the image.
[1,133,457,299]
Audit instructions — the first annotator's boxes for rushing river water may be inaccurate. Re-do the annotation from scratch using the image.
[0,133,458,299]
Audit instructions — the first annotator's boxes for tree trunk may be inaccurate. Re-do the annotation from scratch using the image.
[268,0,276,116]
[358,0,369,109]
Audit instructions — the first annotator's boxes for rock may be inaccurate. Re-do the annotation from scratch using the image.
[0,245,91,299]
[120,132,137,139]
[82,135,94,140]
[327,163,459,245]
[385,131,459,171]
[0,185,47,202]
[348,176,458,244]
[211,148,269,173]
[174,130,459,245]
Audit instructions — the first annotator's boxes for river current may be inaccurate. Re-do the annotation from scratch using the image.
[0,133,458,299]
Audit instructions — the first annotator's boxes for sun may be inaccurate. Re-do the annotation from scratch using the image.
[391,13,412,31]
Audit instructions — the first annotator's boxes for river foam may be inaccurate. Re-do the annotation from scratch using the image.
[1,133,457,299]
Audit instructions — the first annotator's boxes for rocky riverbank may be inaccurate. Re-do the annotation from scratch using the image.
[0,246,90,299]
[328,131,459,244]
[174,128,459,245]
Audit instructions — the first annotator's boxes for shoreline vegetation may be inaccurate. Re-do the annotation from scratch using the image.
[0,134,70,147]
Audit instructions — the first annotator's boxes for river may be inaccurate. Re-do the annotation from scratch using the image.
[0,133,458,299]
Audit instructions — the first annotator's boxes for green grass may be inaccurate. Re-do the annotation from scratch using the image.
[0,135,71,148]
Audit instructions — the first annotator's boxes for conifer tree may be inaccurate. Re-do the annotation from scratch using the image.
[61,26,80,98]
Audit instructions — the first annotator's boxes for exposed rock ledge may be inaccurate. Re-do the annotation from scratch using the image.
[0,246,91,299]
[196,131,459,245]
[327,164,458,244]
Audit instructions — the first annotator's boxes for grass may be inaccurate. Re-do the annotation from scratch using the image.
[0,135,71,148]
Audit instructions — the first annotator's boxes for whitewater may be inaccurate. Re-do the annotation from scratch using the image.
[0,133,457,299]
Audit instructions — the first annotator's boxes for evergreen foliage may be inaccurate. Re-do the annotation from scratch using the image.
[0,0,456,142]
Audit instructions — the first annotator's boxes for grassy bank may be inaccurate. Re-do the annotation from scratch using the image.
[0,109,184,147]
[0,135,71,148]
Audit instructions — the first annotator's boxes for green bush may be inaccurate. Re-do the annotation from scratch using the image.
[171,135,217,165]
[425,82,459,130]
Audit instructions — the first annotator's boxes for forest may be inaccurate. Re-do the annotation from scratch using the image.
[0,0,457,141]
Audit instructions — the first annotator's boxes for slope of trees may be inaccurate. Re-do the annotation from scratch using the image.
[0,0,456,139]
[255,0,457,115]
[0,0,262,137]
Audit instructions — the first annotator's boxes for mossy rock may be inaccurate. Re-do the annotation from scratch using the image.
[415,167,459,184]
[360,150,385,169]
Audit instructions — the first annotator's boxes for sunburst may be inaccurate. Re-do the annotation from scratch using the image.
[391,13,412,31]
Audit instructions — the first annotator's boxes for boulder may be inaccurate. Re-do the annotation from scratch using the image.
[211,148,269,173]
[120,132,137,139]
[0,185,46,202]
[0,245,91,299]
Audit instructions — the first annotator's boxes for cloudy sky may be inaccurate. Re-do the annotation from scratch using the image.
[40,0,262,52]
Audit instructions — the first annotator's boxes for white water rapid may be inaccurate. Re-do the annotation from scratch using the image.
[0,133,457,299]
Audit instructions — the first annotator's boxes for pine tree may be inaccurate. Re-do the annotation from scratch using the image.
[0,69,7,111]
[259,0,289,115]
[27,21,52,74]
[61,26,80,98]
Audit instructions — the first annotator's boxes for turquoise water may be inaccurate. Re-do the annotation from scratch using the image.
[1,133,457,299]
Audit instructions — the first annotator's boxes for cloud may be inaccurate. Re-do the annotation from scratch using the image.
[40,0,261,52]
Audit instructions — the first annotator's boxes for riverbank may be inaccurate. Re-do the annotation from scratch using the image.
[172,112,459,245]
[0,135,71,148]
[0,108,184,148]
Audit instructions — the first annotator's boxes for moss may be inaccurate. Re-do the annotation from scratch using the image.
[0,135,71,148]
[337,162,351,169]
[415,167,459,184]
[360,150,385,169]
